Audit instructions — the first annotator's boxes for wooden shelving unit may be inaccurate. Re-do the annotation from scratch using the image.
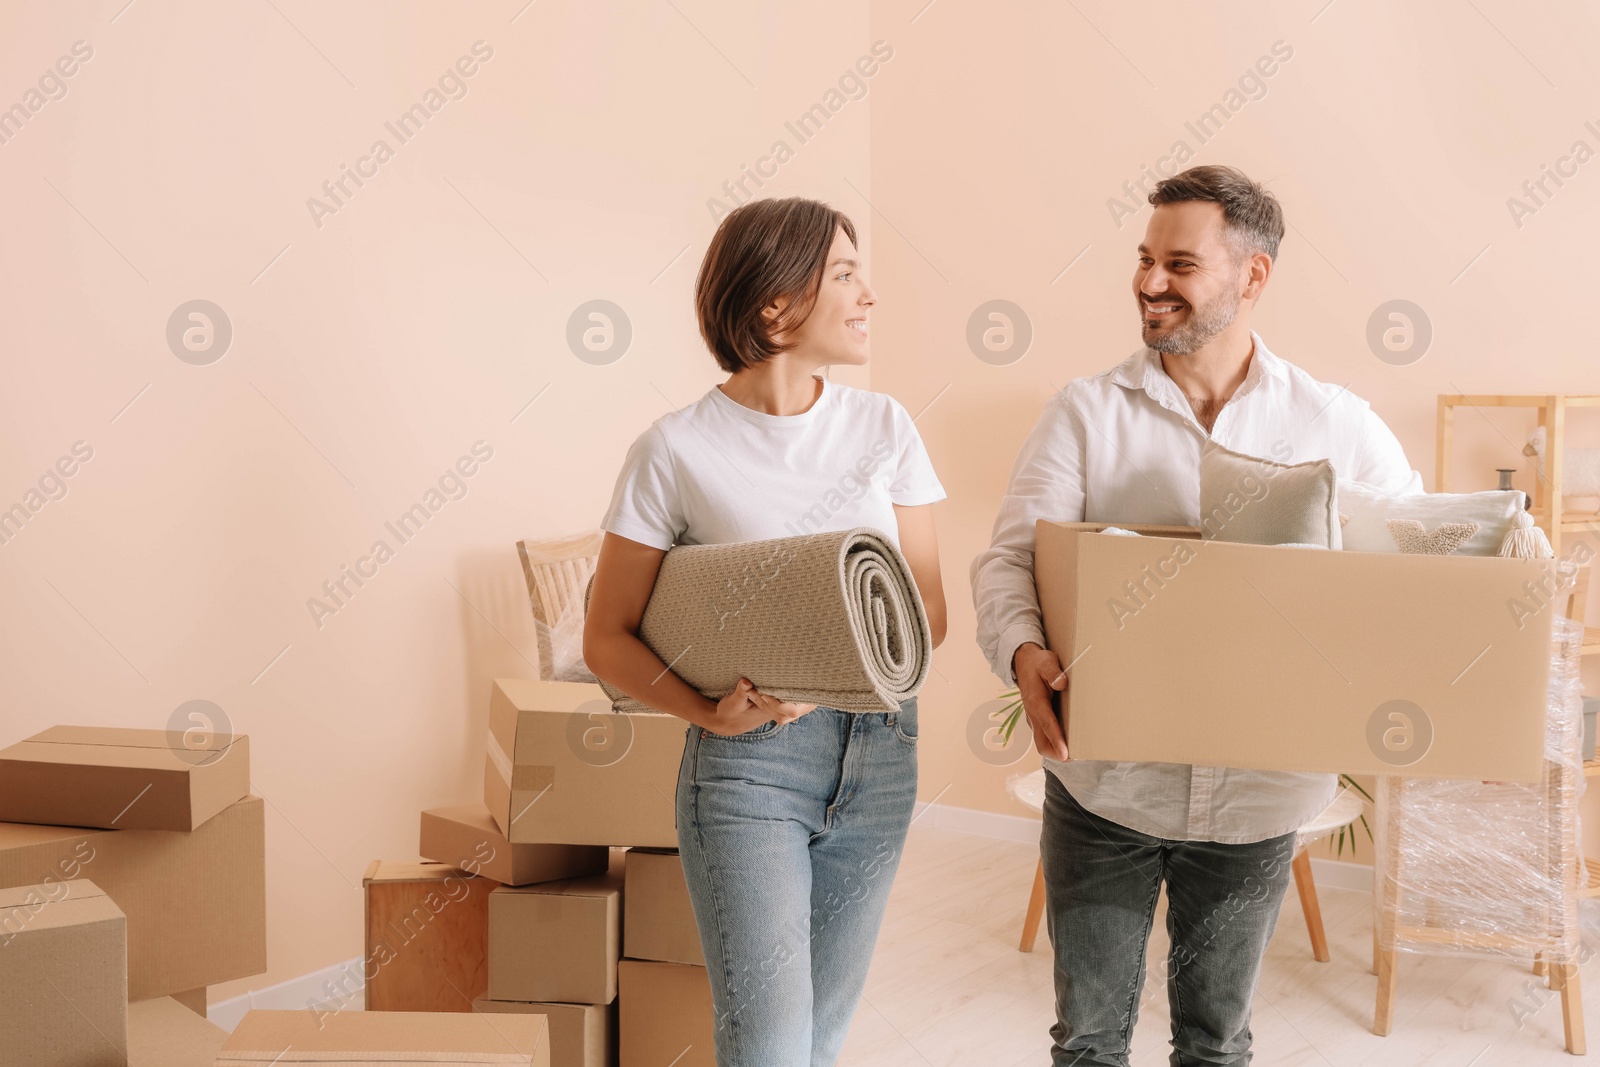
[1437,394,1600,558]
[1437,393,1600,659]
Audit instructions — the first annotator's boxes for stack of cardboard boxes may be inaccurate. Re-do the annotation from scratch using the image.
[0,725,263,1066]
[358,677,715,1067]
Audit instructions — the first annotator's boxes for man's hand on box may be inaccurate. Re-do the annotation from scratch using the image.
[1014,642,1070,760]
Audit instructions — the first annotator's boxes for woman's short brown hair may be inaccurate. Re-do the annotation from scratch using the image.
[695,197,857,373]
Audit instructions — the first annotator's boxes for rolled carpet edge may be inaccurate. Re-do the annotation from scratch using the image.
[582,526,931,714]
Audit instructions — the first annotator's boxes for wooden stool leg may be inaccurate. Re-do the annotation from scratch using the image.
[1554,961,1586,1055]
[1019,856,1047,953]
[1374,948,1399,1036]
[1291,848,1329,962]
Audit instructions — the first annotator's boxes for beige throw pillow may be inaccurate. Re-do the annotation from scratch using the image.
[1198,439,1342,548]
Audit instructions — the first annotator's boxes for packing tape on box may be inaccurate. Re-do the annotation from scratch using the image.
[511,766,555,793]
[486,732,513,784]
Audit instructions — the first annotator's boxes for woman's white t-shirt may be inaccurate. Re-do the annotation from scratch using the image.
[601,375,946,551]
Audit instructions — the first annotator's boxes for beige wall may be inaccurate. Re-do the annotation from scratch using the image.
[1,0,1596,1002]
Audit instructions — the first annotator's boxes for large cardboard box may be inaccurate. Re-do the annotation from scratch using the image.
[485,679,685,847]
[0,878,128,1067]
[623,849,702,966]
[472,996,613,1067]
[217,1009,549,1066]
[363,860,495,1012]
[1035,521,1561,780]
[421,802,609,886]
[0,726,249,831]
[487,866,622,1005]
[0,794,266,999]
[126,995,227,1067]
[618,959,713,1067]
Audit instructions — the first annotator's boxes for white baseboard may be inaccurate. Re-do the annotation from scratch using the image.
[209,957,365,1032]
[208,802,1374,1031]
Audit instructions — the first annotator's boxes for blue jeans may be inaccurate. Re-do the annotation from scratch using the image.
[675,700,918,1067]
[1041,773,1297,1066]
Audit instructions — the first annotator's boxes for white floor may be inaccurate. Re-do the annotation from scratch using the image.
[840,823,1596,1066]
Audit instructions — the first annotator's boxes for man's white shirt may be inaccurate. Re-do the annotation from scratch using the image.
[970,331,1422,843]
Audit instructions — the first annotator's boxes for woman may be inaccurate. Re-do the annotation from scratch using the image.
[583,196,947,1067]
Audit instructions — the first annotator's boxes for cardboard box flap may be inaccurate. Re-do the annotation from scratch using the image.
[0,876,121,932]
[1063,532,1557,779]
[219,1009,547,1062]
[362,860,469,886]
[24,725,242,757]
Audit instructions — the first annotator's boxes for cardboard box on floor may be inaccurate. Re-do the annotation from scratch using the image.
[1035,521,1561,780]
[0,726,249,832]
[618,959,714,1067]
[421,802,609,886]
[126,995,227,1067]
[472,996,613,1067]
[217,1009,549,1066]
[0,794,266,999]
[485,679,685,847]
[623,849,703,966]
[363,860,496,1012]
[0,878,127,1067]
[487,865,623,1005]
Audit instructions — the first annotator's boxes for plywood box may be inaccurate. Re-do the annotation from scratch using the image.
[0,794,266,999]
[618,959,714,1067]
[363,860,496,1012]
[1035,521,1560,780]
[0,878,127,1067]
[623,849,703,966]
[0,726,249,831]
[126,995,227,1067]
[487,866,622,1005]
[217,1009,548,1066]
[421,802,608,886]
[472,997,613,1067]
[485,679,684,847]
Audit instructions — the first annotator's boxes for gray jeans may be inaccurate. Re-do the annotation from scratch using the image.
[1041,772,1297,1066]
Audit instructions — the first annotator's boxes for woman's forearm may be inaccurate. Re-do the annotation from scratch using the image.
[585,628,718,727]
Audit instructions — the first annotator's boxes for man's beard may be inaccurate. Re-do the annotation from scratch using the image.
[1141,290,1239,355]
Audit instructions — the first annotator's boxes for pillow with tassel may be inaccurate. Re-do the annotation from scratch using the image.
[1336,481,1549,558]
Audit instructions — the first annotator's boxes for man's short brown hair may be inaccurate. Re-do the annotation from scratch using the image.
[695,197,857,373]
[1149,165,1284,262]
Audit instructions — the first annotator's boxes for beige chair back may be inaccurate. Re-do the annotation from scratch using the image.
[515,531,604,681]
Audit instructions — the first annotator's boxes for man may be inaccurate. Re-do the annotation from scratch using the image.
[970,164,1422,1065]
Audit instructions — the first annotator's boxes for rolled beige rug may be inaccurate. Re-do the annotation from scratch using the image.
[583,526,931,713]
